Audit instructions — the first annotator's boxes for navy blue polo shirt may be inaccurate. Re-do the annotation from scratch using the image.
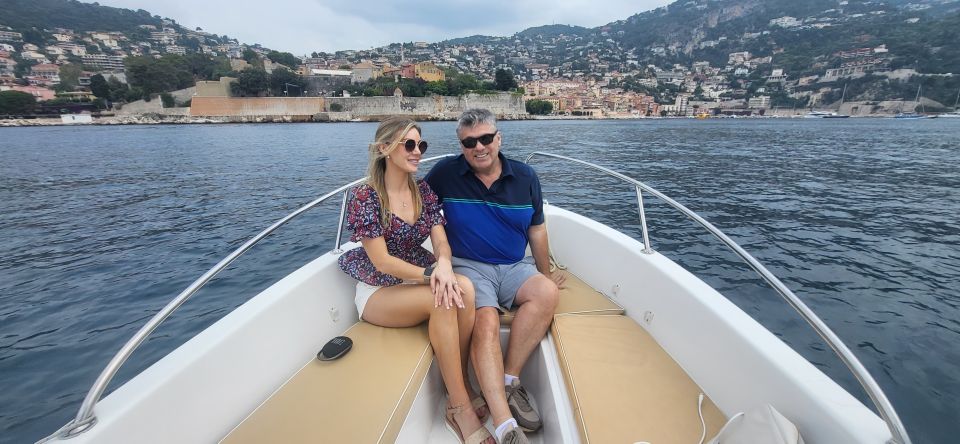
[425,153,544,264]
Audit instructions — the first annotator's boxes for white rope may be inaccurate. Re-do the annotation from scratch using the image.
[543,200,567,272]
[698,393,707,444]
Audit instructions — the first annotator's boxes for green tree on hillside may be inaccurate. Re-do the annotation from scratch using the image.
[183,53,232,80]
[242,49,263,69]
[231,69,269,97]
[107,76,129,101]
[424,80,448,96]
[12,55,37,78]
[126,87,145,102]
[0,0,162,33]
[494,68,518,91]
[124,54,230,97]
[20,28,46,45]
[525,99,553,115]
[125,56,191,95]
[179,37,201,52]
[0,90,37,115]
[160,93,175,108]
[89,74,110,99]
[269,67,306,96]
[267,51,301,69]
[346,69,495,97]
[693,84,704,100]
[58,63,83,90]
[444,70,488,95]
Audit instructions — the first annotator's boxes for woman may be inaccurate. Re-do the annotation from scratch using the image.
[338,117,493,444]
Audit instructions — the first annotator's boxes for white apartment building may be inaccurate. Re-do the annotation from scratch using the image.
[0,30,23,42]
[82,54,126,71]
[748,95,771,109]
[769,16,802,28]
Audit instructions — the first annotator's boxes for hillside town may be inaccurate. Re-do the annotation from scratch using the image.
[1,0,958,121]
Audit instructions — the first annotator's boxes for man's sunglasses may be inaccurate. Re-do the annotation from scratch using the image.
[460,131,498,149]
[399,139,428,154]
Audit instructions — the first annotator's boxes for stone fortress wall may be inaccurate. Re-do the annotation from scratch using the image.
[189,92,526,120]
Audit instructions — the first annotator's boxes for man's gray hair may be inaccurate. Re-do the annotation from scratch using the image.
[457,108,497,135]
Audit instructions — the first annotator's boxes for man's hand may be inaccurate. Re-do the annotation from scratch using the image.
[545,270,566,288]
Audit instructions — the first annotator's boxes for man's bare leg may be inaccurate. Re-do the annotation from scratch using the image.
[504,274,559,377]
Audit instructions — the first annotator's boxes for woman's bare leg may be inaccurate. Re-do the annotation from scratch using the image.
[362,283,490,442]
[452,276,485,418]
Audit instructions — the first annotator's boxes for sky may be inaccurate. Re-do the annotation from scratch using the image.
[91,0,672,55]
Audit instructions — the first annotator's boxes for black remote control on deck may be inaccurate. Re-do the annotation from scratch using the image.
[317,336,353,361]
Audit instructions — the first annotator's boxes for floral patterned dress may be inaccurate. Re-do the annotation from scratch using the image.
[338,179,446,286]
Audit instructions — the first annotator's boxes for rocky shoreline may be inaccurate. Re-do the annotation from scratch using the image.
[0,112,537,127]
[0,112,941,127]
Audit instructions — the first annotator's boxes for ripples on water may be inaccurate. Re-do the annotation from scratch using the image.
[1,120,958,443]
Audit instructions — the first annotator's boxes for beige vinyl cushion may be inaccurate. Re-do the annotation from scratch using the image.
[552,314,727,444]
[221,322,432,444]
[500,272,623,325]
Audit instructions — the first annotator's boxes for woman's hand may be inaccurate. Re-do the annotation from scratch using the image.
[428,226,463,309]
[430,259,464,309]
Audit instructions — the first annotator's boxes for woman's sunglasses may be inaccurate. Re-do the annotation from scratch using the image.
[459,131,498,149]
[399,139,428,154]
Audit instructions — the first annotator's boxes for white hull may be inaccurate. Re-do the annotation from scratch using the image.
[49,205,891,443]
[803,111,837,118]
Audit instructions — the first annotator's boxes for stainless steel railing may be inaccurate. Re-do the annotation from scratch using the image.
[523,151,910,444]
[50,151,909,444]
[45,156,454,441]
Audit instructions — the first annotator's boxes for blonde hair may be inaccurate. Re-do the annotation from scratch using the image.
[367,116,424,228]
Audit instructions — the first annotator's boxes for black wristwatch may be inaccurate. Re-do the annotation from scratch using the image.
[423,263,436,283]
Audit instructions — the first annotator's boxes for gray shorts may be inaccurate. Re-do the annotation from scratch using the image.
[451,256,540,311]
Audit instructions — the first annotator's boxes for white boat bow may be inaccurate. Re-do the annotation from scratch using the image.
[40,153,911,444]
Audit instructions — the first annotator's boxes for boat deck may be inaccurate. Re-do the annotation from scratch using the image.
[221,272,726,443]
[552,313,725,443]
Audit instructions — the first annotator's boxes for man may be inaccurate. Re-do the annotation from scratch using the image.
[426,108,564,444]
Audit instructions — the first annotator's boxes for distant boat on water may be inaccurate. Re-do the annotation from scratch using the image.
[939,89,960,118]
[805,85,850,118]
[829,84,852,118]
[803,110,849,118]
[895,85,933,119]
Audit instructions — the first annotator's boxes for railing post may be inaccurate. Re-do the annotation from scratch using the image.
[635,185,653,254]
[333,190,349,254]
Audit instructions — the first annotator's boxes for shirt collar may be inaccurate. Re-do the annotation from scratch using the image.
[456,152,514,178]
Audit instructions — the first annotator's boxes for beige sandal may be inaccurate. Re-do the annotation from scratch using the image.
[445,404,494,444]
[471,395,490,423]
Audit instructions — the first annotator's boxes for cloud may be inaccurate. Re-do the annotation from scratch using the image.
[91,0,670,54]
[318,0,666,32]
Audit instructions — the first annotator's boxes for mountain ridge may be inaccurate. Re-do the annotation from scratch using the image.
[0,0,163,34]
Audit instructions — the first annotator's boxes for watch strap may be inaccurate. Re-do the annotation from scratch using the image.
[423,263,436,283]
